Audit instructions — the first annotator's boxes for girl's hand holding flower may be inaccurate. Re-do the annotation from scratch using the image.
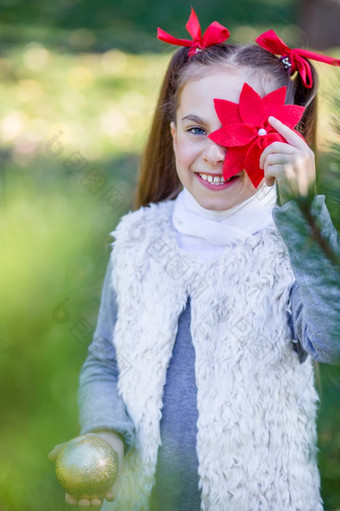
[260,116,316,204]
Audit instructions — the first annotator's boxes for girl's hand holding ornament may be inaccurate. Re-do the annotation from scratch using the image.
[259,116,316,204]
[48,430,124,508]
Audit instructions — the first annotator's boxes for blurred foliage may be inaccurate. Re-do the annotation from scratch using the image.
[0,0,300,53]
[0,1,339,510]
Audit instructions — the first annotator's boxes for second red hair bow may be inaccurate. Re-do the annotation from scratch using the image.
[157,7,230,57]
[256,29,340,88]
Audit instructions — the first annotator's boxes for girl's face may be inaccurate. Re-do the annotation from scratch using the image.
[171,67,270,211]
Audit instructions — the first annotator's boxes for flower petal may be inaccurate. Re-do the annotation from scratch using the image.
[223,147,247,180]
[269,105,305,128]
[239,83,266,126]
[262,86,287,111]
[244,142,265,188]
[244,133,285,188]
[213,98,240,125]
[209,123,255,147]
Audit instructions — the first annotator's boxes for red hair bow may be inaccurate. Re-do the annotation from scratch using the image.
[157,7,230,57]
[256,29,340,88]
[208,84,305,188]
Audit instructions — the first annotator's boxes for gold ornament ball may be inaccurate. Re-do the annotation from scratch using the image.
[55,434,119,498]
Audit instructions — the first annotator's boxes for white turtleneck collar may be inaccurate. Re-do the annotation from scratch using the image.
[172,183,277,263]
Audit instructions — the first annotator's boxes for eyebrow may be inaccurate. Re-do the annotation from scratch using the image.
[181,114,208,125]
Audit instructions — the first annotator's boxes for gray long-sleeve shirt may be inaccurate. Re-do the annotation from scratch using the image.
[78,195,340,510]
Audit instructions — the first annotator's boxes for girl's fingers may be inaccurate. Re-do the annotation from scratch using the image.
[65,493,78,505]
[48,442,68,460]
[90,498,103,507]
[260,151,294,170]
[258,117,316,199]
[78,498,91,507]
[264,175,276,187]
[105,491,116,501]
[267,116,308,149]
[259,142,296,169]
[264,161,302,201]
[263,161,296,184]
[65,493,104,507]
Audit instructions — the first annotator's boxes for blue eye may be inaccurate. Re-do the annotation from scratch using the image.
[188,127,205,135]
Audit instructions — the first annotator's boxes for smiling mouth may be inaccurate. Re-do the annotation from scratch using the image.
[196,172,241,185]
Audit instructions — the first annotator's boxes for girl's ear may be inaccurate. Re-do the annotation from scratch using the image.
[170,121,177,151]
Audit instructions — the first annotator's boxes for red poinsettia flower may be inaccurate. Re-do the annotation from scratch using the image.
[208,83,305,188]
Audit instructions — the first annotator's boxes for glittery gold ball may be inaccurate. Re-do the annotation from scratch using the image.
[55,434,119,498]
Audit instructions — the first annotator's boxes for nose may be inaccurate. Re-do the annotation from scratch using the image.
[203,139,226,165]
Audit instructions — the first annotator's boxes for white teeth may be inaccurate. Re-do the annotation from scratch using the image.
[199,173,227,185]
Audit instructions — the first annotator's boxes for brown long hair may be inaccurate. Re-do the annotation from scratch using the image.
[134,44,318,210]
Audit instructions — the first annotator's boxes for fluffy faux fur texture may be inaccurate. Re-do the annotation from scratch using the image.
[103,199,323,511]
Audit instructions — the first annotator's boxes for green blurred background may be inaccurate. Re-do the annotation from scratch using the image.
[0,0,339,509]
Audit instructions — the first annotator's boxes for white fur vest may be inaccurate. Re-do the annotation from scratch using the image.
[106,199,323,511]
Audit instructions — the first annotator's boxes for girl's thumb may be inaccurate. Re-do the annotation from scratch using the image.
[48,441,68,461]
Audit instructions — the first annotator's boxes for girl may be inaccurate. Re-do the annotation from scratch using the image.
[49,9,340,511]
